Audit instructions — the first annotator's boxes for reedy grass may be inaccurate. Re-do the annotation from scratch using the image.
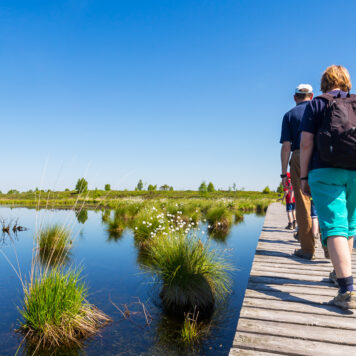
[19,267,110,348]
[37,225,72,267]
[145,232,233,316]
[206,206,233,233]
[133,209,168,247]
[180,310,210,346]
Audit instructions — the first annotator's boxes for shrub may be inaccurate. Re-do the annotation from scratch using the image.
[198,182,207,193]
[105,184,111,191]
[145,232,233,316]
[75,178,88,194]
[207,182,215,193]
[19,268,110,347]
[262,186,271,194]
[148,184,157,191]
[135,179,144,191]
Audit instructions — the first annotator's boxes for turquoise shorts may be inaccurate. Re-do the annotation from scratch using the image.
[309,168,356,246]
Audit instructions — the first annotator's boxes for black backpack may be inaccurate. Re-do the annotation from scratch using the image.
[316,91,356,169]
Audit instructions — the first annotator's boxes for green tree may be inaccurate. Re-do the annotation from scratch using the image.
[169,186,174,191]
[7,189,19,194]
[160,184,170,191]
[105,184,111,191]
[207,182,215,192]
[135,179,144,191]
[262,186,271,194]
[198,181,207,193]
[75,178,88,194]
[147,184,157,191]
[232,182,237,191]
[277,182,284,194]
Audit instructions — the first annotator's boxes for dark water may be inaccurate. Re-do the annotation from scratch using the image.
[0,207,264,356]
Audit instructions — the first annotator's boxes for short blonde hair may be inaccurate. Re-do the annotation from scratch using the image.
[320,65,352,93]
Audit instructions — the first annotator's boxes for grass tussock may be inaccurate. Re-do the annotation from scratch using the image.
[180,310,209,346]
[19,268,110,348]
[145,232,233,316]
[37,225,72,266]
[206,206,233,237]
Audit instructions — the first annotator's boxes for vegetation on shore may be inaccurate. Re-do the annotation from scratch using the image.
[0,189,278,210]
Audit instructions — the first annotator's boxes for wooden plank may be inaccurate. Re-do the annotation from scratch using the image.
[243,296,355,318]
[244,289,338,304]
[232,332,356,355]
[230,203,356,356]
[247,282,337,296]
[239,306,356,329]
[237,318,356,345]
[229,348,281,355]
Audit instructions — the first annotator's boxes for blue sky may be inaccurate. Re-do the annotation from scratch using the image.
[1,0,356,192]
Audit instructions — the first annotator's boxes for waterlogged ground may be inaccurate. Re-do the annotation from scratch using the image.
[0,207,264,356]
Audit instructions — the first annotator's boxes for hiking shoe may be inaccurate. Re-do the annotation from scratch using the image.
[293,232,299,241]
[293,249,315,260]
[285,222,293,230]
[331,291,356,309]
[329,270,339,287]
[293,220,297,229]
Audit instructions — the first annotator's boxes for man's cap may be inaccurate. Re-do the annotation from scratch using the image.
[295,84,313,94]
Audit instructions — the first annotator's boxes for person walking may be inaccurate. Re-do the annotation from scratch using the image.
[279,172,296,230]
[300,65,356,309]
[280,84,315,259]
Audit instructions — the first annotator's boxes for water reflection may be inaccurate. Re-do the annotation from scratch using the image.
[76,210,88,224]
[0,207,264,356]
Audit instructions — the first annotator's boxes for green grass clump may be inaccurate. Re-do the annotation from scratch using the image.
[145,232,233,316]
[37,225,72,266]
[134,209,167,247]
[180,311,209,346]
[19,268,110,347]
[206,206,233,238]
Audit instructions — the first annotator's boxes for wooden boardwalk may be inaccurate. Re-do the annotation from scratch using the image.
[230,203,356,356]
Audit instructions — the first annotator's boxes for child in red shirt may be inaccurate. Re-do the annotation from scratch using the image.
[282,173,296,230]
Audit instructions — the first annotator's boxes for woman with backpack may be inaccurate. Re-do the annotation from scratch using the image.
[300,65,356,309]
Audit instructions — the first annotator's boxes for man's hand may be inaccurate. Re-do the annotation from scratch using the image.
[301,180,311,197]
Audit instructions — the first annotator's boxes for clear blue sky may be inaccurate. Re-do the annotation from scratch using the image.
[1,0,356,192]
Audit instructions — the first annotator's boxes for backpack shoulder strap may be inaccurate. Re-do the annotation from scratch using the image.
[316,93,334,101]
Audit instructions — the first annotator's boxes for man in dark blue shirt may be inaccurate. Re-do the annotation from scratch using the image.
[280,84,315,259]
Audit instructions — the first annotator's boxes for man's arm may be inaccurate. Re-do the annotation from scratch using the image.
[281,141,291,185]
[300,132,314,196]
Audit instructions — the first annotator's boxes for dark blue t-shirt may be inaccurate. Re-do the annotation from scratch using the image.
[300,90,351,170]
[280,101,310,151]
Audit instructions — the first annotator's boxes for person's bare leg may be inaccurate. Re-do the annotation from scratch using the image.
[328,236,352,278]
[312,217,320,237]
[348,236,354,255]
[292,209,296,221]
[287,211,293,223]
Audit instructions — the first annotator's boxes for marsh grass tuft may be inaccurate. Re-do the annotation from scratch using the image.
[19,267,110,348]
[145,232,233,316]
[37,225,72,266]
[180,310,209,346]
[206,206,233,240]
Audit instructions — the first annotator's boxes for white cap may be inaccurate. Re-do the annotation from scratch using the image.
[295,84,313,94]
